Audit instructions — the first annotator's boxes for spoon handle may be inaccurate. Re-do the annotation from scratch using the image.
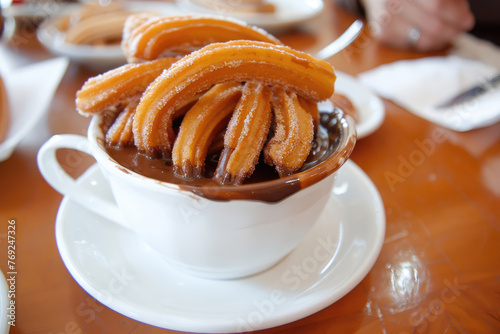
[315,19,364,60]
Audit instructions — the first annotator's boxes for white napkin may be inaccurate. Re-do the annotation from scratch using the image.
[451,33,500,70]
[358,44,500,132]
[0,57,69,161]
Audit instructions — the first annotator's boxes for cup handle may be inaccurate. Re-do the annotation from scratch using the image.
[37,134,128,229]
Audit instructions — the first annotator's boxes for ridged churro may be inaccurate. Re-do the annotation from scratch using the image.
[123,14,281,62]
[76,57,178,116]
[172,82,243,180]
[298,95,319,131]
[133,40,335,156]
[264,88,314,177]
[214,82,273,185]
[122,13,155,60]
[105,96,140,147]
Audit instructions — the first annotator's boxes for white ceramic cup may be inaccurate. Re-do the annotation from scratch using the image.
[38,110,356,279]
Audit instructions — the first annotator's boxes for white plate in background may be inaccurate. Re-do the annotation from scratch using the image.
[320,71,386,139]
[177,0,324,32]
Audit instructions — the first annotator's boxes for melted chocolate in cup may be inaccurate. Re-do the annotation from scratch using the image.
[104,107,356,202]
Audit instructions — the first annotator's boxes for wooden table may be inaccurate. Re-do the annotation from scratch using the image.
[1,1,499,333]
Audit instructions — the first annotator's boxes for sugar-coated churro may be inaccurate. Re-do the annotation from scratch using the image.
[297,95,319,131]
[133,40,335,155]
[76,57,178,116]
[172,82,243,180]
[214,82,273,185]
[105,96,141,147]
[123,14,281,62]
[264,88,314,177]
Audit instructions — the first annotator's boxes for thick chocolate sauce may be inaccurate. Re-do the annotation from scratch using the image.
[104,108,347,202]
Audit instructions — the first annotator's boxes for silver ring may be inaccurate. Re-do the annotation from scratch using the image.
[408,27,421,46]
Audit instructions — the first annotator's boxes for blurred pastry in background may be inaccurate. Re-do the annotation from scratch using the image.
[56,3,133,46]
[189,0,276,14]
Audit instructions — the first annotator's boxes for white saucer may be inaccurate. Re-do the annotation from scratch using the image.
[176,0,324,32]
[55,160,385,333]
[321,71,385,139]
[36,2,182,70]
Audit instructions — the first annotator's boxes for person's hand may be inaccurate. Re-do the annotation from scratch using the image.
[360,0,475,51]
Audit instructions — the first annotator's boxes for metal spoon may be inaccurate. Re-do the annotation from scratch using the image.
[315,19,364,60]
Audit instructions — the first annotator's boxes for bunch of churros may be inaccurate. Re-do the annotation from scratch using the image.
[76,14,337,185]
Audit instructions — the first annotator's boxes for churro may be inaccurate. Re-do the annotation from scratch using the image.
[264,88,314,177]
[122,13,156,60]
[297,95,319,131]
[123,14,281,62]
[172,82,243,180]
[214,82,273,185]
[133,40,335,155]
[76,57,178,116]
[105,96,140,147]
